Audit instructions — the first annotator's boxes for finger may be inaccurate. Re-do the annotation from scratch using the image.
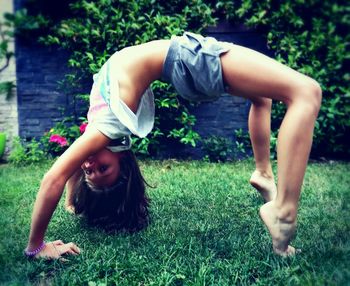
[68,242,81,254]
[66,249,79,255]
[70,244,81,254]
[57,244,78,255]
[53,240,64,245]
[58,247,79,257]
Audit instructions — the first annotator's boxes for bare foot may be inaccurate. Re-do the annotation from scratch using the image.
[259,201,298,257]
[250,170,277,202]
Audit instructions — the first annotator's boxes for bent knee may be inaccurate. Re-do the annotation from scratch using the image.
[250,97,272,108]
[292,78,322,115]
[306,79,322,108]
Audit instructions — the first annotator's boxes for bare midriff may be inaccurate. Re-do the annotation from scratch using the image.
[112,40,171,113]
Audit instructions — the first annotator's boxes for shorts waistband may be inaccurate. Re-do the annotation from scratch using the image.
[161,35,180,83]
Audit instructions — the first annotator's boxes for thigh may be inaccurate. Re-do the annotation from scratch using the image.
[221,44,308,105]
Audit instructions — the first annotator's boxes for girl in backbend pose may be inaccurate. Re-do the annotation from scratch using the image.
[24,32,321,259]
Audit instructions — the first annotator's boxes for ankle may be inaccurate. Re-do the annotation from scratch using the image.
[274,202,297,223]
[253,169,274,180]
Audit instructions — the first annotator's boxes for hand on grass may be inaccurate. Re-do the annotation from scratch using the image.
[35,240,80,260]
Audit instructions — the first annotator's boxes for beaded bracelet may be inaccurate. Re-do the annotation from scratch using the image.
[24,241,46,258]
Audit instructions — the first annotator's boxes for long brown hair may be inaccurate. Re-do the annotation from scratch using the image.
[72,150,150,232]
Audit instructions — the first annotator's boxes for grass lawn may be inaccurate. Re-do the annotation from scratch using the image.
[0,159,349,285]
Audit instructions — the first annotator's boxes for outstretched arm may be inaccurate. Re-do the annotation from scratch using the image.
[25,127,110,259]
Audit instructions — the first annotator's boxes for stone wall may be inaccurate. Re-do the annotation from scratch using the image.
[0,0,18,159]
[11,2,272,159]
[14,0,83,141]
[15,41,78,139]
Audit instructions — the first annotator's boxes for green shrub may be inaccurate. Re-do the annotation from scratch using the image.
[8,117,87,164]
[234,128,278,160]
[8,137,46,165]
[213,0,350,157]
[13,0,350,158]
[34,0,216,156]
[233,129,250,158]
[41,117,87,156]
[202,135,233,162]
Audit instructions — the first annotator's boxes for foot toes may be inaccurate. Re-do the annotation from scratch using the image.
[275,245,300,257]
[286,245,296,255]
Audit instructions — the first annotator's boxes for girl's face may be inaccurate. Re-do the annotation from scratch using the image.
[81,148,123,188]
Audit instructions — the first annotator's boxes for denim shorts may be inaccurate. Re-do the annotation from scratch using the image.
[161,32,232,102]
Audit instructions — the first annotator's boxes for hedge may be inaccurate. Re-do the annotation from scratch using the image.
[10,0,350,158]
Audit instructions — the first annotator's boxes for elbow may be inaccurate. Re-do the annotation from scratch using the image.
[41,171,58,188]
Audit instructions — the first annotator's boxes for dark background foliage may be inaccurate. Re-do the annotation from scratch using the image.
[9,0,350,159]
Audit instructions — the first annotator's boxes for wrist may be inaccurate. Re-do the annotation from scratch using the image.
[24,241,46,258]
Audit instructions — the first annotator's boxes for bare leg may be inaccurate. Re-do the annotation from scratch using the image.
[248,98,277,202]
[221,45,322,256]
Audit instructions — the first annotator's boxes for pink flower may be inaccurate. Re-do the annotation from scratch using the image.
[79,123,88,134]
[49,134,68,147]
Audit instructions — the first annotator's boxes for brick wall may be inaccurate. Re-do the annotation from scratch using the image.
[15,40,80,139]
[12,2,272,158]
[14,0,85,141]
